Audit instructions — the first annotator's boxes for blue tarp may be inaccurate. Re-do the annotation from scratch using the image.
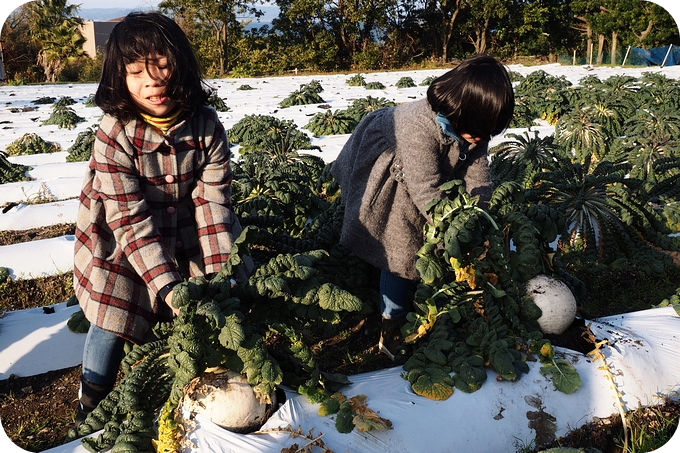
[629,44,680,66]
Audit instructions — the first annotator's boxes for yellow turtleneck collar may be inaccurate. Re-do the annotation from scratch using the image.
[139,108,183,134]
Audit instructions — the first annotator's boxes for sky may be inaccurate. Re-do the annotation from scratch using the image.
[0,1,156,28]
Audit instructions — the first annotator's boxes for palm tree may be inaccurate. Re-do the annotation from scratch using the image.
[27,0,85,82]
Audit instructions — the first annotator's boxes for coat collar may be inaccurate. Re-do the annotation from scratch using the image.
[124,109,193,153]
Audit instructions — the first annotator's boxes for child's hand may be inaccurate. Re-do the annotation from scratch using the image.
[165,290,180,317]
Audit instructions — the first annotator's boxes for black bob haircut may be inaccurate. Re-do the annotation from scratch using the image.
[427,54,514,142]
[95,12,210,122]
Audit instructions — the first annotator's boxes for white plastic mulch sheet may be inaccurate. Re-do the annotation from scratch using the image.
[29,306,679,453]
[0,301,85,381]
[0,235,76,281]
[0,199,79,231]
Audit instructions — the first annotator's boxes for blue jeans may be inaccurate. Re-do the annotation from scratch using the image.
[380,269,416,319]
[81,324,126,386]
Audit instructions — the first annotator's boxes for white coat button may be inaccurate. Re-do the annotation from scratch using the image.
[165,174,175,183]
[166,206,176,214]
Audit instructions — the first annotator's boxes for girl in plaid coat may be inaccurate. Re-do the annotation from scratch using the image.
[73,12,245,421]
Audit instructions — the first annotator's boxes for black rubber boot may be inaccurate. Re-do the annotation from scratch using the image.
[75,376,114,426]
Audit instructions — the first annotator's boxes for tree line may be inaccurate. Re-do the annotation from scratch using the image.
[1,0,679,83]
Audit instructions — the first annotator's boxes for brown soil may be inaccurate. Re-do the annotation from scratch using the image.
[1,225,679,452]
[0,367,81,452]
[0,223,76,247]
[0,273,74,312]
[534,400,680,452]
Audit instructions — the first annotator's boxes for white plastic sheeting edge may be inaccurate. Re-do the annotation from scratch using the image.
[18,306,677,453]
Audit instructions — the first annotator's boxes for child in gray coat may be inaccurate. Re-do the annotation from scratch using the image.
[331,54,515,360]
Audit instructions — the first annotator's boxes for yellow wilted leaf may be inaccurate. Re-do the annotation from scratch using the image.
[346,394,393,432]
[449,256,462,270]
[540,343,555,360]
[405,322,431,343]
[348,395,372,417]
[404,302,439,343]
[353,414,393,432]
[411,375,454,401]
[153,400,181,453]
[454,264,476,289]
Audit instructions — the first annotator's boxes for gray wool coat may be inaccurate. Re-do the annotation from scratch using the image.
[331,98,492,280]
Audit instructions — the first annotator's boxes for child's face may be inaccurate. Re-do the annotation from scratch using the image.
[460,133,483,144]
[125,51,177,117]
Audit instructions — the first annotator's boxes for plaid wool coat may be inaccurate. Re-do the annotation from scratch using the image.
[74,105,242,343]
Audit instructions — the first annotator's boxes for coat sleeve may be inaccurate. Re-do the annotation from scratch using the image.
[460,142,492,206]
[91,121,182,301]
[191,109,241,275]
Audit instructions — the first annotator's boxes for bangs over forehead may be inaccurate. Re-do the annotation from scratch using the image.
[116,15,179,67]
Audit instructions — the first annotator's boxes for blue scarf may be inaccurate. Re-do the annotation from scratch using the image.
[435,113,464,145]
[435,113,469,162]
